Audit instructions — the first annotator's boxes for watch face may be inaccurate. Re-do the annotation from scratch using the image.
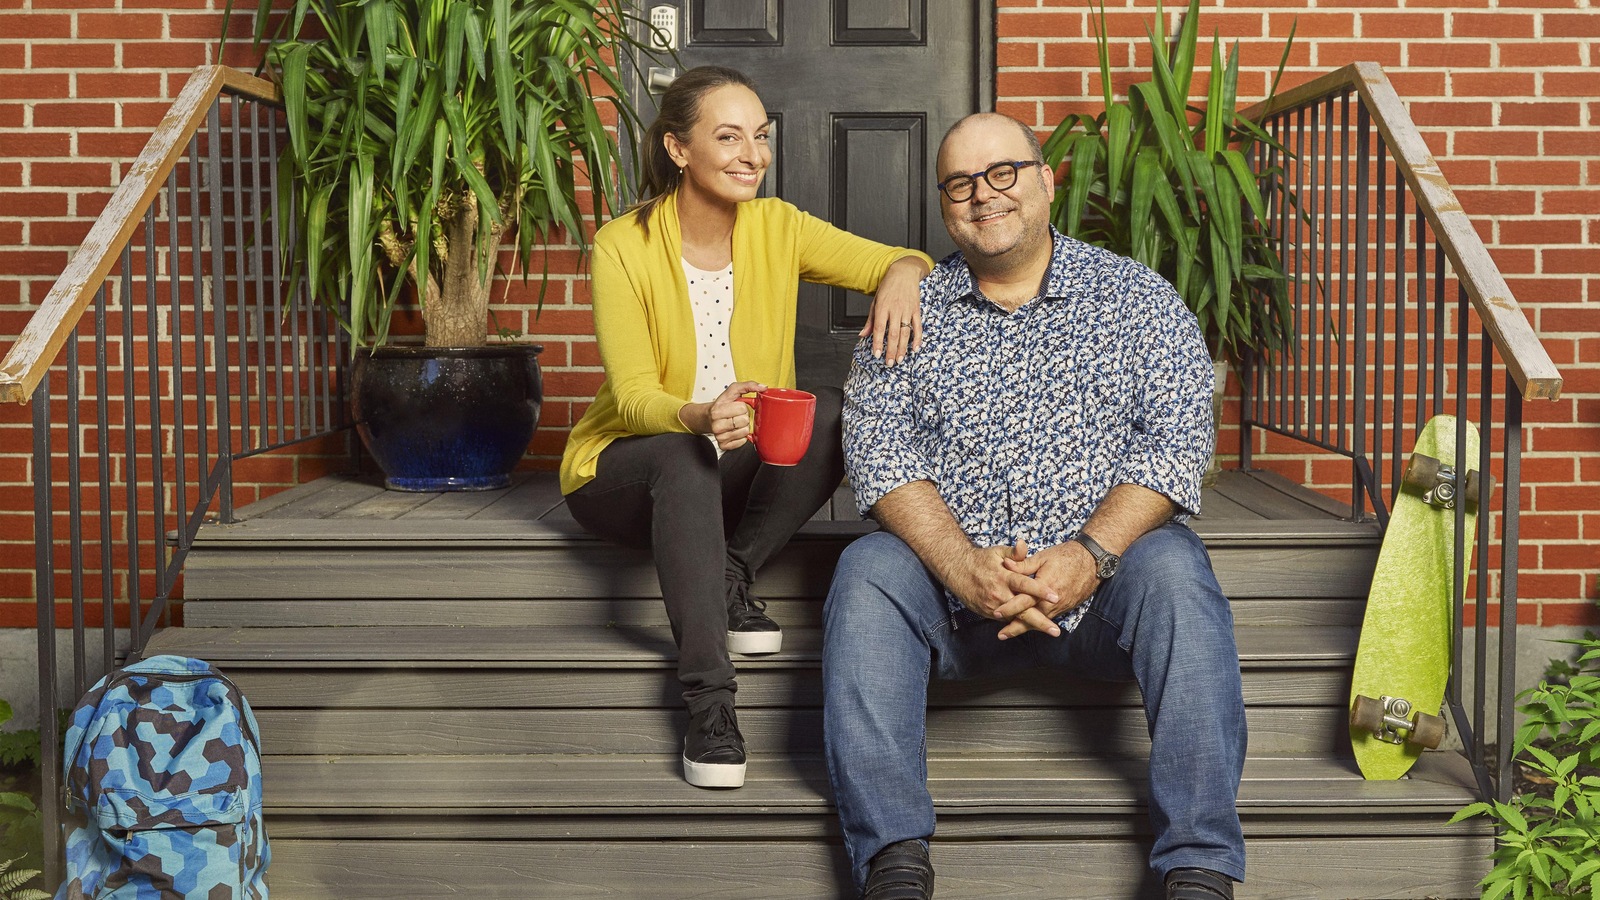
[1099,557,1119,579]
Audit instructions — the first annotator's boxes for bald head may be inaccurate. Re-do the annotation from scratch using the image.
[937,113,1043,176]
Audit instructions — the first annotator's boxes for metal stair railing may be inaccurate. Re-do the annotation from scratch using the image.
[1238,61,1563,802]
[0,65,351,886]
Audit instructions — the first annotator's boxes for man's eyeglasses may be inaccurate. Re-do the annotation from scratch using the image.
[936,160,1043,203]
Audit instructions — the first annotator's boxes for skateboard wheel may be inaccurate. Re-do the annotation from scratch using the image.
[1411,711,1446,749]
[1402,453,1441,496]
[1462,469,1492,510]
[1350,694,1384,732]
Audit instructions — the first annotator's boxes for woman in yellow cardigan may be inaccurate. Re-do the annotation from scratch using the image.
[560,66,932,789]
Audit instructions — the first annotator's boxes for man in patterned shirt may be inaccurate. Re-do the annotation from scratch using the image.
[823,113,1246,900]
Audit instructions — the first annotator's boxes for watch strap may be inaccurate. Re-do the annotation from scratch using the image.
[1072,531,1119,579]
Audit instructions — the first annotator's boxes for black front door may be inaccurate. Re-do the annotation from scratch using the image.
[632,1,993,387]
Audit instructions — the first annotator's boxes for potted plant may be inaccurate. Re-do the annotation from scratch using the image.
[238,0,651,490]
[1042,0,1298,481]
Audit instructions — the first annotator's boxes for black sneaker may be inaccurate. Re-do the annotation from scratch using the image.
[1165,868,1234,900]
[726,578,783,655]
[682,700,746,789]
[863,840,933,899]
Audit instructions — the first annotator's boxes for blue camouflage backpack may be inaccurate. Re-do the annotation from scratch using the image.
[57,655,269,899]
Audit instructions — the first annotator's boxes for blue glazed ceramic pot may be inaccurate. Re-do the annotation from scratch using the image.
[352,345,543,491]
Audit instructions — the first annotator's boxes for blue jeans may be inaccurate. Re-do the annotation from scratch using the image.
[822,523,1246,889]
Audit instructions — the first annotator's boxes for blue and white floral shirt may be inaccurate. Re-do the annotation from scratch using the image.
[842,229,1214,631]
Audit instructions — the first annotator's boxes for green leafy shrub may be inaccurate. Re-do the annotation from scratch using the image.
[0,857,49,900]
[1453,632,1600,899]
[0,701,42,893]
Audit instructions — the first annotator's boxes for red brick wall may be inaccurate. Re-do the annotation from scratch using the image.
[1006,1,1596,628]
[1,1,1595,627]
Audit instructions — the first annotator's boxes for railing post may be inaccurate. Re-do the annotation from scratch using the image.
[1497,379,1524,802]
[33,380,63,888]
[209,102,236,523]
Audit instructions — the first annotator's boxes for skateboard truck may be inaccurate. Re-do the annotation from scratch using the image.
[1402,452,1491,512]
[1350,694,1446,749]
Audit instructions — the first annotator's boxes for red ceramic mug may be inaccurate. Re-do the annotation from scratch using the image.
[737,388,816,466]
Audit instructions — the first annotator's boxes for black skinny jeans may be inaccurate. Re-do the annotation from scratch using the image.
[565,386,845,712]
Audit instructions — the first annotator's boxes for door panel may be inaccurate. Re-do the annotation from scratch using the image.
[832,116,926,321]
[634,1,991,386]
[691,1,779,43]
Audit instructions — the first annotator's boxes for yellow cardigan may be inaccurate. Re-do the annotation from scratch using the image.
[560,194,933,495]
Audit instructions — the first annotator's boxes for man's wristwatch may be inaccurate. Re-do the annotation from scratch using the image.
[1071,532,1121,580]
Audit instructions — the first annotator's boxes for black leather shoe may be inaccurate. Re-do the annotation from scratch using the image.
[726,577,782,654]
[863,839,933,899]
[681,700,746,788]
[1165,868,1234,900]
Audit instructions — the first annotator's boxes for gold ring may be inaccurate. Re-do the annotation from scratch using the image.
[898,322,912,329]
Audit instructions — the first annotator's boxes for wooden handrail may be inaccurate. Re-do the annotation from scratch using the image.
[1242,62,1563,402]
[0,66,280,404]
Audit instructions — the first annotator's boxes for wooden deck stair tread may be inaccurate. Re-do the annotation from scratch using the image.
[144,624,1357,666]
[260,752,1479,814]
[202,468,1381,544]
[164,468,1493,897]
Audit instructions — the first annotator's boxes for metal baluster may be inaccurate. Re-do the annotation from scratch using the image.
[246,99,265,454]
[1351,101,1369,519]
[236,96,253,451]
[261,108,279,448]
[95,285,115,672]
[141,206,163,637]
[1433,234,1446,417]
[171,143,196,591]
[290,239,303,441]
[1449,287,1469,732]
[33,380,61,889]
[209,102,235,523]
[1320,95,1334,448]
[1338,93,1351,458]
[1373,138,1388,518]
[318,273,333,434]
[1498,379,1524,801]
[1415,207,1428,431]
[67,317,86,698]
[275,178,290,445]
[1390,158,1407,503]
[131,234,147,644]
[1474,329,1493,782]
[1286,104,1299,435]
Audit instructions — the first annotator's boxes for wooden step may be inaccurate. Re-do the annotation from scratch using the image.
[252,749,1484,819]
[262,834,1490,900]
[257,751,1480,819]
[249,705,1350,757]
[252,753,1489,898]
[183,470,1380,605]
[181,530,1378,603]
[144,624,1355,667]
[145,625,1363,754]
[181,595,1370,628]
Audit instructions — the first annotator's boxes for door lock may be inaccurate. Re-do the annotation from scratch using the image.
[648,5,679,51]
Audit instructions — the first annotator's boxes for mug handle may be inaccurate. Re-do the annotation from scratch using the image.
[737,395,759,444]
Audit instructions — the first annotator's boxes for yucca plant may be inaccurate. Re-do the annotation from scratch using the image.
[237,0,653,348]
[1043,0,1296,365]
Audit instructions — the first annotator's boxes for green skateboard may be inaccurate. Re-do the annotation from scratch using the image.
[1348,414,1485,780]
